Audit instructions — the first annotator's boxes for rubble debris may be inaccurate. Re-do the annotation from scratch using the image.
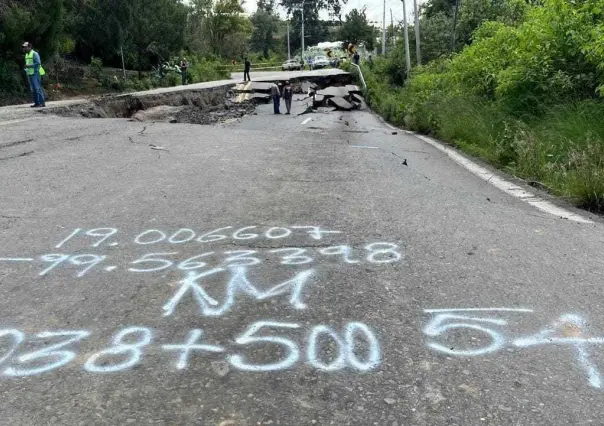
[352,94,367,109]
[303,84,367,112]
[312,94,325,108]
[131,105,184,123]
[328,96,354,111]
[232,82,274,93]
[297,106,315,116]
[300,81,318,94]
[318,86,349,98]
[234,93,270,104]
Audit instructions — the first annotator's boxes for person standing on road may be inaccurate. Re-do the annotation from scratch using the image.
[271,82,281,114]
[22,42,46,108]
[243,57,251,82]
[179,58,188,85]
[282,80,293,115]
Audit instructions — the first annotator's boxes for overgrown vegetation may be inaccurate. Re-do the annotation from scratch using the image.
[0,0,347,103]
[365,0,604,212]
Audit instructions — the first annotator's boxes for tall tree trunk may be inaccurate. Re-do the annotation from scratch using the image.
[138,48,143,80]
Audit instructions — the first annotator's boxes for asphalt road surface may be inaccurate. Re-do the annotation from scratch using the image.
[1,73,604,426]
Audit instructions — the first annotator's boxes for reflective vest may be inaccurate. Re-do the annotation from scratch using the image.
[25,51,45,76]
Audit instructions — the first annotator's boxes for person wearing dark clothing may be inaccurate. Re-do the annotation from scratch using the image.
[179,58,188,85]
[282,81,293,115]
[244,58,251,82]
[353,52,360,65]
[271,83,281,114]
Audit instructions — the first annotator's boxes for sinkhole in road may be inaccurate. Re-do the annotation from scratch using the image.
[45,73,361,124]
[47,85,255,125]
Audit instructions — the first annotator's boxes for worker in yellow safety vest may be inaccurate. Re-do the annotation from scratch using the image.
[22,42,46,107]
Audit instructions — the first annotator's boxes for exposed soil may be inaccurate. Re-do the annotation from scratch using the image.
[42,73,355,125]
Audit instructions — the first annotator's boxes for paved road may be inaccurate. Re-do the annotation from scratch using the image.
[0,77,604,425]
[0,70,344,123]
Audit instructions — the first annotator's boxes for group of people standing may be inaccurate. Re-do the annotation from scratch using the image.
[20,45,295,115]
[270,81,293,115]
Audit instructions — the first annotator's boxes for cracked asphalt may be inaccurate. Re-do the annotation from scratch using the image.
[1,73,604,425]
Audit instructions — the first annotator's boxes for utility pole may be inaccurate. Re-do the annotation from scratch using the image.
[390,9,394,46]
[287,19,291,60]
[413,0,421,65]
[450,0,460,53]
[301,1,305,65]
[382,0,386,55]
[401,0,411,78]
[120,45,126,79]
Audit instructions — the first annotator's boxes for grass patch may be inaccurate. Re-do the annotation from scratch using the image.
[363,69,604,212]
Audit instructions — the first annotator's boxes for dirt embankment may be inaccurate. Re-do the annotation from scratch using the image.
[46,85,253,125]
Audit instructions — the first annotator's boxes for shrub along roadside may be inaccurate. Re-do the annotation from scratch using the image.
[0,54,230,105]
[363,65,604,212]
[360,0,604,213]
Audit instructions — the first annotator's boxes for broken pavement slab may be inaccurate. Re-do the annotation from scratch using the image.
[234,93,271,104]
[346,85,362,94]
[300,81,319,94]
[317,86,350,98]
[352,94,367,109]
[312,94,326,108]
[232,82,274,93]
[328,96,354,111]
[131,105,184,123]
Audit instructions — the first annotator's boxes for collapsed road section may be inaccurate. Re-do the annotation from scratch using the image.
[232,75,367,112]
[37,70,363,124]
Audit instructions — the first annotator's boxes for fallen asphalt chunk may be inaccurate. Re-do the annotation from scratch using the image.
[318,86,350,98]
[232,82,273,93]
[234,93,271,104]
[352,94,367,109]
[346,85,362,94]
[328,97,354,111]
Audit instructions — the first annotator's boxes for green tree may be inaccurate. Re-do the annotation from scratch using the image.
[0,0,64,60]
[288,7,330,54]
[280,0,346,19]
[70,0,132,65]
[407,12,453,63]
[193,0,252,58]
[127,0,187,77]
[338,8,376,51]
[251,0,280,58]
[456,0,527,46]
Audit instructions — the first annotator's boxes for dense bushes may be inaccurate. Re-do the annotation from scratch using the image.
[364,0,604,211]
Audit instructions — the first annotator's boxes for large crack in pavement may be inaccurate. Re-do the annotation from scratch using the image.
[36,72,361,125]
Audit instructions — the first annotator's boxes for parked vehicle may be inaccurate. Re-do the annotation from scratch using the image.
[282,59,302,71]
[311,55,330,70]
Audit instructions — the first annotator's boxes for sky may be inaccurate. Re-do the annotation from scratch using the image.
[241,0,420,26]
